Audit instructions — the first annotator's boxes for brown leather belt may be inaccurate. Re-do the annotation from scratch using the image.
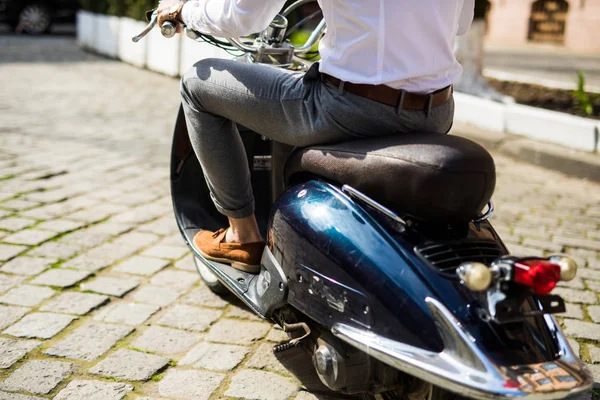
[323,74,452,111]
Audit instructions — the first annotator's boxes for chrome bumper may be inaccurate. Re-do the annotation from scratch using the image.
[332,297,593,400]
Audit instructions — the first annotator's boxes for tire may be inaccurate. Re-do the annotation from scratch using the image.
[17,3,52,35]
[194,256,229,294]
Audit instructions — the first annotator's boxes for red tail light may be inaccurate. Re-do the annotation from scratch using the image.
[513,259,561,295]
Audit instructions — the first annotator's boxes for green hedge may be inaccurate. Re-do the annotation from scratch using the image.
[80,0,156,21]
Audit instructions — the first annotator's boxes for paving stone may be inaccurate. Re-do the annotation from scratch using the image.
[179,342,250,371]
[561,303,584,320]
[54,380,134,400]
[43,321,133,361]
[30,268,91,288]
[142,244,188,260]
[521,238,563,253]
[157,305,222,332]
[554,236,600,251]
[567,339,580,357]
[86,243,137,261]
[505,244,545,257]
[0,199,40,211]
[67,209,112,224]
[0,305,29,330]
[183,285,229,308]
[552,288,598,304]
[57,231,111,249]
[0,244,27,261]
[206,319,270,345]
[2,229,56,246]
[266,326,289,343]
[89,222,133,236]
[158,369,226,400]
[0,285,55,306]
[0,337,41,368]
[578,268,600,281]
[62,255,109,272]
[589,345,600,363]
[246,343,290,375]
[174,253,196,271]
[81,277,139,297]
[588,365,600,388]
[90,349,169,381]
[136,398,167,400]
[28,242,80,259]
[0,391,45,400]
[94,303,159,325]
[0,273,26,293]
[0,256,55,276]
[132,326,202,356]
[112,231,160,248]
[35,219,84,233]
[0,217,35,231]
[113,256,169,276]
[564,319,600,342]
[3,312,76,339]
[150,269,198,290]
[588,305,600,323]
[40,292,109,315]
[132,285,184,307]
[557,277,586,289]
[295,392,341,400]
[0,360,73,394]
[227,302,263,321]
[225,369,298,400]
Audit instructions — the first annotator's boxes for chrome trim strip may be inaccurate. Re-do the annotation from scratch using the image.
[474,200,495,223]
[342,185,407,227]
[332,297,593,399]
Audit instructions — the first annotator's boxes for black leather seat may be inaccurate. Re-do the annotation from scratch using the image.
[284,133,496,223]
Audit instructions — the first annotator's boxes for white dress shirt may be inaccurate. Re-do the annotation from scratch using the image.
[181,0,474,93]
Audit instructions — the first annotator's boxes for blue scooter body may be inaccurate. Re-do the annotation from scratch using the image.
[170,106,593,399]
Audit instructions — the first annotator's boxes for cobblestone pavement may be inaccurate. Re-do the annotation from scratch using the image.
[0,35,599,400]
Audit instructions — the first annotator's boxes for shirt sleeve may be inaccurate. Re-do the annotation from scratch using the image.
[181,0,288,38]
[457,0,475,36]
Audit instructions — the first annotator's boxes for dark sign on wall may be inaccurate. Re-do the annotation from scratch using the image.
[528,0,569,43]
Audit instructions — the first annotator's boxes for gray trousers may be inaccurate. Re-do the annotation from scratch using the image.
[180,59,454,219]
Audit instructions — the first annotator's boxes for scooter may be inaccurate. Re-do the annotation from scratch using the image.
[133,3,594,398]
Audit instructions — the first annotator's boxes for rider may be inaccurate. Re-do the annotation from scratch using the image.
[158,0,475,273]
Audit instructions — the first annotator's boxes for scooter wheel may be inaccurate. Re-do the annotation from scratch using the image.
[194,256,229,294]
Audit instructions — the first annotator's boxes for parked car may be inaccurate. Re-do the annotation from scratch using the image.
[0,0,79,34]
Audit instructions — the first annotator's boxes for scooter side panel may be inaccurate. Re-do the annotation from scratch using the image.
[269,180,561,366]
[268,180,445,352]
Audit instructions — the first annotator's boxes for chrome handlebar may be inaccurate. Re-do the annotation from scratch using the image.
[131,11,178,43]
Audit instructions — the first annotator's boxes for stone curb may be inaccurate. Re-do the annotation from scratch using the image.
[454,123,600,183]
[454,92,600,153]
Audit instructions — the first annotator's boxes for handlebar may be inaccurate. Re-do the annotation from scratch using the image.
[131,0,325,62]
[131,11,178,43]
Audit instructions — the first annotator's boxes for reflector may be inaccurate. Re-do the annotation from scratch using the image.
[513,259,561,295]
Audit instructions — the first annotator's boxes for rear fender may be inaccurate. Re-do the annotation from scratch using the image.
[267,180,593,398]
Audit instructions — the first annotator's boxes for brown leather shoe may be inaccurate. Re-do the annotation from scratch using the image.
[193,228,264,274]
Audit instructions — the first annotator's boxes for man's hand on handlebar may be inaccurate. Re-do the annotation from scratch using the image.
[157,0,184,34]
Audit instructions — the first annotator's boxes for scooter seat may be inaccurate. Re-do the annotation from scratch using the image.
[284,133,496,222]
